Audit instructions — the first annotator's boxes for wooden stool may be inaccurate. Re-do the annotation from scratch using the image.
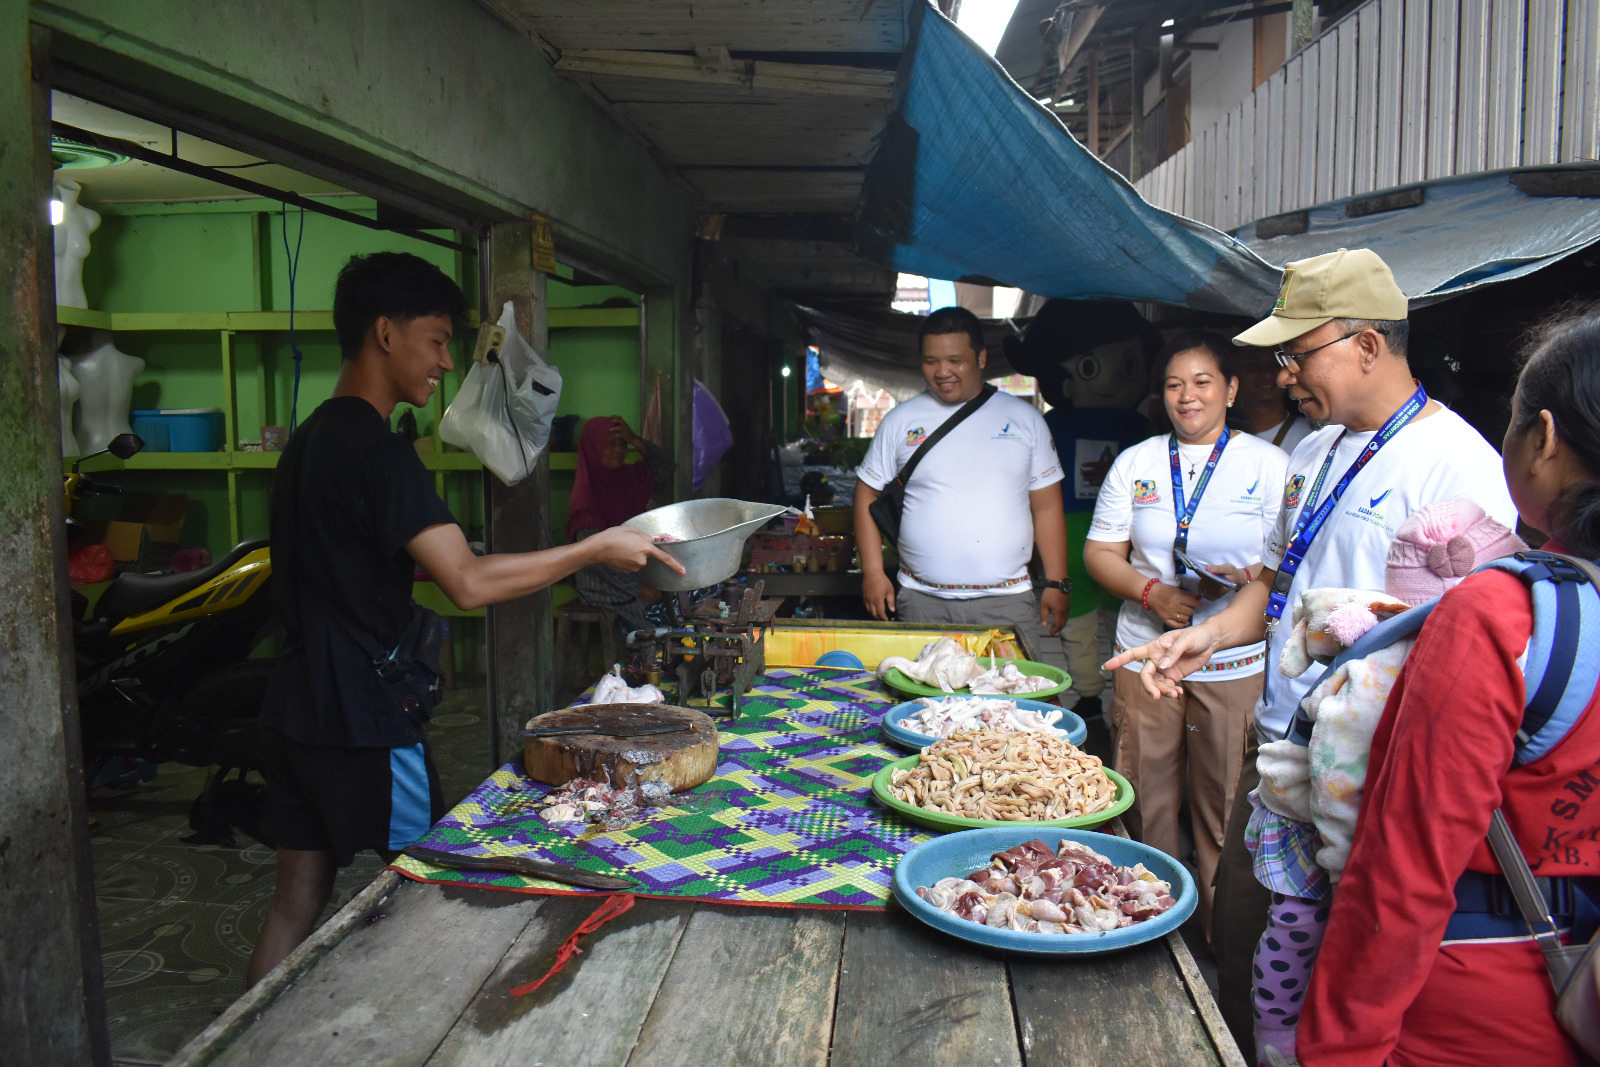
[555,601,620,691]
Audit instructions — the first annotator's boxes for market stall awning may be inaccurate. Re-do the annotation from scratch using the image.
[860,4,1600,317]
[1238,169,1600,307]
[857,3,1280,318]
[795,303,1018,401]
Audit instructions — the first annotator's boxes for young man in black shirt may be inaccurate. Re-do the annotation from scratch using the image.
[248,252,680,984]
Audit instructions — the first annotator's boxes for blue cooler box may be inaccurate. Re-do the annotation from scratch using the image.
[130,408,224,452]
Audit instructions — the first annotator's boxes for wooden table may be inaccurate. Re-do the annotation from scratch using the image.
[171,866,1243,1066]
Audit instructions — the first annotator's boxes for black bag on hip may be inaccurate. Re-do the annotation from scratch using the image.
[373,604,445,725]
[866,384,996,547]
[330,599,446,726]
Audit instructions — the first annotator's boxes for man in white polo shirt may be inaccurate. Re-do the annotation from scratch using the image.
[853,306,1071,634]
[1104,247,1516,1055]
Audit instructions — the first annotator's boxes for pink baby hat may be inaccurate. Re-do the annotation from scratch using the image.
[1385,499,1527,605]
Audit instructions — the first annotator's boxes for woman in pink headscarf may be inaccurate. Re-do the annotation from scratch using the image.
[568,416,674,633]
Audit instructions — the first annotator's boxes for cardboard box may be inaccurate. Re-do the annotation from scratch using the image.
[101,492,187,563]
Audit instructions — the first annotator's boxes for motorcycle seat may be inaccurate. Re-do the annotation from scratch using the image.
[97,538,269,621]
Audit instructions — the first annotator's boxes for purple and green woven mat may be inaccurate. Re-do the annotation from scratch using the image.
[388,668,936,910]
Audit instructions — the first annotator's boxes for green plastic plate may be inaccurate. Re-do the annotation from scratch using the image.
[882,658,1071,700]
[871,754,1133,832]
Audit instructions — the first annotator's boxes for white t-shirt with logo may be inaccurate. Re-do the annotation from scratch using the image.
[857,389,1063,599]
[1089,432,1289,680]
[1253,413,1312,454]
[1255,405,1517,737]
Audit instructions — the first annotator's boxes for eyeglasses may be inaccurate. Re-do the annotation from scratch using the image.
[1273,327,1385,372]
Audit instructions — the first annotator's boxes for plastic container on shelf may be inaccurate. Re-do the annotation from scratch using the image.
[130,410,171,452]
[129,409,225,453]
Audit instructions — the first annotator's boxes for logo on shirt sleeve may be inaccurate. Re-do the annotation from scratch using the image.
[1133,479,1161,505]
[1284,473,1306,510]
[905,426,927,446]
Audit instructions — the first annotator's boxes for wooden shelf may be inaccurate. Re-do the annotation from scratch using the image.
[56,308,481,332]
[548,307,639,328]
[68,449,489,473]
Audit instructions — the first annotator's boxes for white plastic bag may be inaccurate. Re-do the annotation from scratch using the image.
[440,301,563,486]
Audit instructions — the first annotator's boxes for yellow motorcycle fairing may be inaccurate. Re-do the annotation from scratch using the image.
[109,548,272,638]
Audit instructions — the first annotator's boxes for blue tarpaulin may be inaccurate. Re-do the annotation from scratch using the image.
[859,3,1280,317]
[860,3,1600,315]
[1238,170,1600,307]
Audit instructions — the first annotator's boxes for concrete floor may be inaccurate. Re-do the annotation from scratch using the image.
[88,687,492,1066]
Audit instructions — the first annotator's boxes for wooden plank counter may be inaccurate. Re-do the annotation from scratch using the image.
[170,869,1243,1067]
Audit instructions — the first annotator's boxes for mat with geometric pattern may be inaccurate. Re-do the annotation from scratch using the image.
[388,668,935,909]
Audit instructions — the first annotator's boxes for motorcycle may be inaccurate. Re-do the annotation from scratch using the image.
[68,433,277,843]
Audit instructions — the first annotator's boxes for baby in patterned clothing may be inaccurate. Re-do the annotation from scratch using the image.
[1242,500,1526,1066]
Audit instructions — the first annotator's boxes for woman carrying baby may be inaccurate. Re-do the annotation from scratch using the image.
[1243,500,1525,1064]
[1085,331,1288,928]
[1292,307,1600,1066]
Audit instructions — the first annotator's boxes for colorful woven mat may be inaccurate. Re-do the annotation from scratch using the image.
[389,668,935,909]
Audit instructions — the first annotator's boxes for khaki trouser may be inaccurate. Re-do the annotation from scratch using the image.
[1058,607,1106,699]
[895,586,1041,632]
[1109,667,1260,931]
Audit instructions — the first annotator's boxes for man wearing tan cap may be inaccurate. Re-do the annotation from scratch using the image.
[1104,248,1516,1058]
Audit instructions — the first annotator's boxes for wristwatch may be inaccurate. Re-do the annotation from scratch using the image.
[1040,578,1072,593]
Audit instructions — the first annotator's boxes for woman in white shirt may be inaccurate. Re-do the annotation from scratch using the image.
[1084,331,1287,929]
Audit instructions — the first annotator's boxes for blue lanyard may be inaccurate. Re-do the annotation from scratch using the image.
[1264,385,1429,631]
[1169,428,1230,575]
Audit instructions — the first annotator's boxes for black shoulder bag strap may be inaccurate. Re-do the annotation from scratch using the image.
[320,590,445,723]
[867,384,997,545]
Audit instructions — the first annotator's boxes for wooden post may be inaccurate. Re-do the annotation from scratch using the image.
[1087,50,1101,155]
[641,285,678,499]
[1129,43,1145,181]
[690,241,722,495]
[482,220,553,768]
[1292,0,1314,55]
[0,16,110,1064]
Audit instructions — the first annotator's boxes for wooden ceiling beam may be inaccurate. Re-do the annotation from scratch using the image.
[555,49,896,99]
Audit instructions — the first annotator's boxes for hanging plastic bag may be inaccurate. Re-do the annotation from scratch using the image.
[690,378,733,493]
[440,301,563,487]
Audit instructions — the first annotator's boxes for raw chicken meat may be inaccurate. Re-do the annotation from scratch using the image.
[968,660,1057,694]
[899,696,1063,739]
[915,839,1178,935]
[875,637,980,693]
[877,640,1056,695]
[537,775,678,831]
[592,665,665,706]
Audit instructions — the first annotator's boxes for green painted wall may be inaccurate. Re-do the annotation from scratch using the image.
[75,198,652,561]
[72,197,470,561]
[34,0,694,291]
[543,274,645,543]
[36,0,698,528]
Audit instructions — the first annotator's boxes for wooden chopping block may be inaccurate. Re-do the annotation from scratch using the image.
[522,703,719,792]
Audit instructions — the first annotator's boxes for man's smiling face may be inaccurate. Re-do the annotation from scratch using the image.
[921,331,987,404]
[383,312,455,409]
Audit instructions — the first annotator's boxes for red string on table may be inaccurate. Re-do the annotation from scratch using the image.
[507,892,637,997]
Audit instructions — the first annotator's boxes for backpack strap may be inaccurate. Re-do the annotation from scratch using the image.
[1477,550,1600,766]
[1280,550,1600,757]
[1282,601,1439,745]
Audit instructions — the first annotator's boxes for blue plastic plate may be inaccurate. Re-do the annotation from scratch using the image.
[881,698,1088,751]
[892,827,1196,957]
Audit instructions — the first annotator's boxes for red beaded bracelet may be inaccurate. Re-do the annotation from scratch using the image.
[1141,577,1160,611]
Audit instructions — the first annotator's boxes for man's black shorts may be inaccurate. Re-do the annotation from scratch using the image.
[260,727,445,867]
